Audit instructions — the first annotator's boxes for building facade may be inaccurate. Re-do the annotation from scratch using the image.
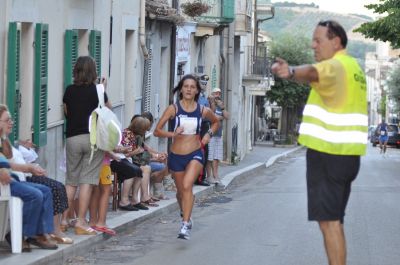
[0,0,271,181]
[0,0,176,181]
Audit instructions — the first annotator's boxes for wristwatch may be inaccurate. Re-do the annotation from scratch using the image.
[288,66,295,80]
[207,129,213,137]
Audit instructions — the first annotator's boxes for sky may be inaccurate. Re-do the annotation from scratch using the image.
[271,0,380,18]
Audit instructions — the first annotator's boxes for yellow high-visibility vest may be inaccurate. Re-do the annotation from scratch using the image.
[298,51,368,155]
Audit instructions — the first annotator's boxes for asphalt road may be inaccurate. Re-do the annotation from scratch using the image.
[66,145,400,265]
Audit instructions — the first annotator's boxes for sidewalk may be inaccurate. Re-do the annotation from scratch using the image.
[0,144,303,265]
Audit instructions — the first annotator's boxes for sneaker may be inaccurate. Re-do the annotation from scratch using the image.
[215,182,226,190]
[207,177,217,184]
[177,222,190,240]
[180,211,193,229]
[187,218,193,230]
[195,179,210,186]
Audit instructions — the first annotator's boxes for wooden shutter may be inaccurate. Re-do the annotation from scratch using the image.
[64,30,78,90]
[33,23,49,147]
[89,30,101,78]
[142,47,152,113]
[6,22,21,146]
[222,0,235,21]
[63,30,78,138]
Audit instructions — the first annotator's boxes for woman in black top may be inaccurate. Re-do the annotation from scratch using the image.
[63,56,111,235]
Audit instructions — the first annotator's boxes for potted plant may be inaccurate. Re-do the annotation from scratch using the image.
[180,1,211,18]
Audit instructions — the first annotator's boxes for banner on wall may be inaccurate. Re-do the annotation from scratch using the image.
[176,24,195,62]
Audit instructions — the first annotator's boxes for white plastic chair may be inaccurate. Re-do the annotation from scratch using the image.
[0,183,23,253]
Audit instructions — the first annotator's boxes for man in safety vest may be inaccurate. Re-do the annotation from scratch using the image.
[271,20,367,265]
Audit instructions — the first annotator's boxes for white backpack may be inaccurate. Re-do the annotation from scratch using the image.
[89,84,122,163]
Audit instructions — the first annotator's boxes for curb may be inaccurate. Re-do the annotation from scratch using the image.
[221,145,304,189]
[5,145,304,265]
[265,145,303,168]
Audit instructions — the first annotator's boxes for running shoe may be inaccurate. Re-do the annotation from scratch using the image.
[179,211,193,229]
[178,222,191,240]
[187,217,193,229]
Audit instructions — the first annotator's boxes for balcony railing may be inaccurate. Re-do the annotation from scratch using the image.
[244,46,272,78]
[196,0,235,24]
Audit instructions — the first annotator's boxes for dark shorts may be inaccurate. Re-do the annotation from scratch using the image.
[306,148,360,223]
[110,158,142,182]
[379,135,388,142]
[168,149,204,172]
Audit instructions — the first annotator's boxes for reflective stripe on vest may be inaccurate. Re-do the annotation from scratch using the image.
[298,52,368,155]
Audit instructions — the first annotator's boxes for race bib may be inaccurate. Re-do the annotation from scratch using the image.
[179,116,197,135]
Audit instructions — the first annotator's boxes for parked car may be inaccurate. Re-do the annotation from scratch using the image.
[370,124,400,148]
[368,125,377,139]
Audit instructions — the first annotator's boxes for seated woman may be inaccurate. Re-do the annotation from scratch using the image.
[0,104,72,244]
[109,145,144,211]
[117,115,158,210]
[0,104,57,251]
[141,111,169,200]
[126,116,158,208]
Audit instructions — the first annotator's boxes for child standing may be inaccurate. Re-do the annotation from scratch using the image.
[88,152,118,235]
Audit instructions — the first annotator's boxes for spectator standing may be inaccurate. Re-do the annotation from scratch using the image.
[195,74,211,186]
[63,56,111,235]
[271,20,368,265]
[206,87,229,186]
[88,152,118,235]
[154,74,219,240]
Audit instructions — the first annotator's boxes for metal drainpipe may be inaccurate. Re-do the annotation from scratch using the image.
[220,27,228,160]
[219,28,227,98]
[226,23,235,163]
[254,4,275,63]
[167,0,178,149]
[140,0,149,58]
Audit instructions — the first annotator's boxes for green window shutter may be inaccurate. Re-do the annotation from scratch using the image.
[64,30,78,90]
[89,30,101,78]
[6,22,21,146]
[222,0,235,21]
[63,30,78,139]
[33,23,49,147]
[142,47,152,113]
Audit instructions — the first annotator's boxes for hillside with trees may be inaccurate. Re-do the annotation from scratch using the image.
[261,3,376,67]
